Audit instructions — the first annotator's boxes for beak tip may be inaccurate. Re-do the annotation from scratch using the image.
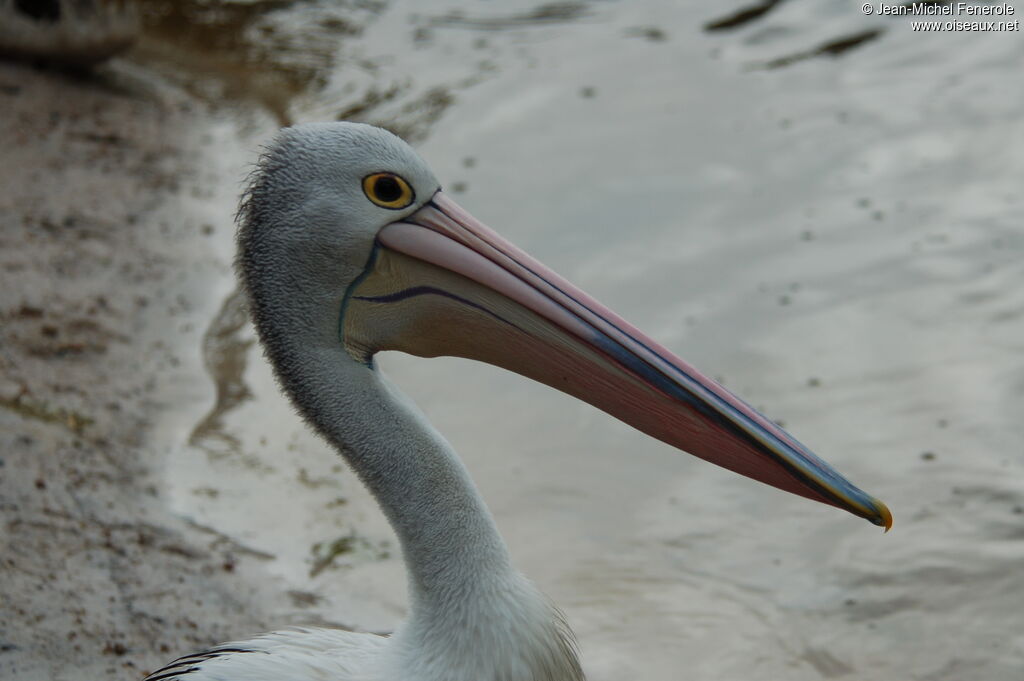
[873,500,893,532]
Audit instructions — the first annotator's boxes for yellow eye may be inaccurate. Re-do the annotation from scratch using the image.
[362,172,415,210]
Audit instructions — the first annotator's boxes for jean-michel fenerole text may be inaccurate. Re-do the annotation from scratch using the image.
[875,2,1015,16]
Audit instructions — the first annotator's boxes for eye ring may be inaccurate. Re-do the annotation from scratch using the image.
[362,172,415,210]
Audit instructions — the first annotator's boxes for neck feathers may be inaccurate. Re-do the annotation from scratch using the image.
[386,574,585,681]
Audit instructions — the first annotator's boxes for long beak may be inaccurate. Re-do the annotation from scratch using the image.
[342,191,891,529]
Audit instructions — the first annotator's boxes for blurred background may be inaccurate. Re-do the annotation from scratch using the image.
[1,1,1022,679]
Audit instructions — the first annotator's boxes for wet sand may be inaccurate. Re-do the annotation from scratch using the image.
[0,60,276,679]
[2,2,1023,680]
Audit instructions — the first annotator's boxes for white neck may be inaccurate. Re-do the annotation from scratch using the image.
[250,284,583,680]
[317,352,515,606]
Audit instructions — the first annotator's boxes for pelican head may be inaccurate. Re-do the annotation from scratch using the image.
[238,121,889,530]
[238,123,439,311]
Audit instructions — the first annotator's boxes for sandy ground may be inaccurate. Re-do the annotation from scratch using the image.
[0,60,277,680]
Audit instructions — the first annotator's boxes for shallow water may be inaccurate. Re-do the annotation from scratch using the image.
[161,2,1024,679]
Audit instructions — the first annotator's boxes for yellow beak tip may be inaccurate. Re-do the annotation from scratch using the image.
[877,502,894,532]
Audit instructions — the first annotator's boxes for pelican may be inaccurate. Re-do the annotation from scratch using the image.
[146,122,891,681]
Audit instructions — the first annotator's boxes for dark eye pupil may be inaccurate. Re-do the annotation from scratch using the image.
[374,176,402,202]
